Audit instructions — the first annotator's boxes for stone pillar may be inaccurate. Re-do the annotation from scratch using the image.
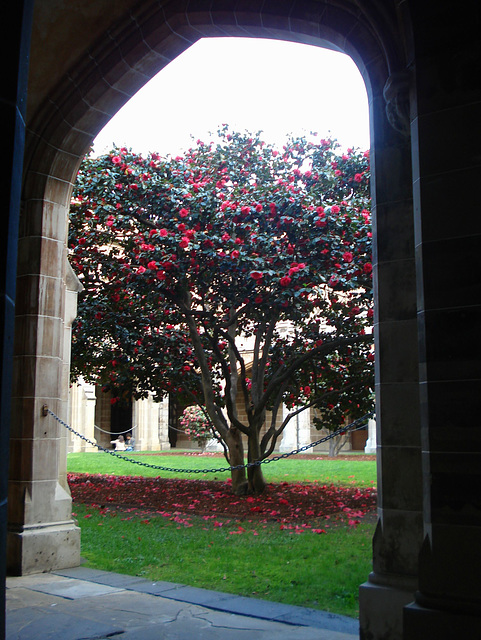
[7,194,80,575]
[63,264,91,457]
[402,5,481,636]
[158,395,171,450]
[69,380,97,453]
[359,72,424,640]
[364,418,377,454]
[279,406,311,452]
[133,393,170,451]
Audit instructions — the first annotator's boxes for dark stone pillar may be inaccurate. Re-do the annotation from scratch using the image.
[359,72,424,639]
[0,1,34,637]
[403,1,481,637]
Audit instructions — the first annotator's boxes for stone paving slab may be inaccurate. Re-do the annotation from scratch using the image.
[6,568,360,640]
[20,576,125,600]
[53,566,359,633]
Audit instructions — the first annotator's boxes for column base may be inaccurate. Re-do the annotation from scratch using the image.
[404,601,481,639]
[7,520,80,576]
[359,573,416,640]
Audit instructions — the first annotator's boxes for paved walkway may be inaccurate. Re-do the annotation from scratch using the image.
[6,566,359,639]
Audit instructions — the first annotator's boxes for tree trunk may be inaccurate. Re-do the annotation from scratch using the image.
[225,428,249,495]
[328,432,349,457]
[247,428,267,494]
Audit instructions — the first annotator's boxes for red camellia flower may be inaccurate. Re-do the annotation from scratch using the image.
[231,250,240,259]
[137,266,146,274]
[250,271,263,281]
[160,228,168,237]
[179,208,189,218]
[147,261,157,270]
[363,262,372,273]
[343,252,354,263]
[354,173,363,182]
[280,275,292,287]
[221,232,230,242]
[111,155,121,164]
[179,237,190,248]
[331,205,340,214]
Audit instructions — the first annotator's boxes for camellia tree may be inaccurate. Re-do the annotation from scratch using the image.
[69,127,374,495]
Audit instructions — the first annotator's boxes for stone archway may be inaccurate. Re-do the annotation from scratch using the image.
[9,2,422,639]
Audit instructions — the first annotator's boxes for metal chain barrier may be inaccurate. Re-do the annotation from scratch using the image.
[45,406,374,474]
[94,423,138,436]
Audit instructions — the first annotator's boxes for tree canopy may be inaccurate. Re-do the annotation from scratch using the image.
[69,128,374,493]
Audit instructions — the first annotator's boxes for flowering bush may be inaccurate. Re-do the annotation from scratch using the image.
[69,127,373,494]
[179,405,213,451]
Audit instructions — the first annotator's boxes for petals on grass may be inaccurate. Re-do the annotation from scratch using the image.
[68,473,377,530]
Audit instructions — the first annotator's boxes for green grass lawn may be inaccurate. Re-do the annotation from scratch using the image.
[69,453,377,619]
[67,451,377,487]
[74,502,375,619]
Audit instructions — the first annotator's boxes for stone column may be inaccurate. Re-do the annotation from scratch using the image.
[7,188,80,575]
[133,393,171,451]
[364,418,377,454]
[157,395,171,450]
[402,6,481,636]
[359,73,424,640]
[63,264,92,457]
[279,406,311,452]
[69,380,97,453]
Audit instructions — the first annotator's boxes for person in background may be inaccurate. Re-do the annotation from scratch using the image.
[111,435,126,451]
[125,433,135,451]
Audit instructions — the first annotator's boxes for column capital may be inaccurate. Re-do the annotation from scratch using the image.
[383,72,411,137]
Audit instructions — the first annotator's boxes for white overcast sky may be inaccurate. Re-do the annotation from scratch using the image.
[93,37,370,158]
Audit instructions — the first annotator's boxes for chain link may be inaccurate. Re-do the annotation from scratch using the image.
[48,408,374,474]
